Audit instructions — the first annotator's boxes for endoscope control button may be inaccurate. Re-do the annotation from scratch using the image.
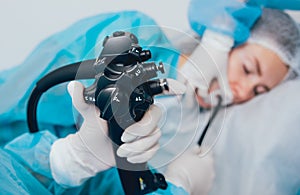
[113,31,125,37]
[102,36,109,46]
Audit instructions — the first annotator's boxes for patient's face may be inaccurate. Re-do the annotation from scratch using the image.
[196,43,288,108]
[227,43,288,104]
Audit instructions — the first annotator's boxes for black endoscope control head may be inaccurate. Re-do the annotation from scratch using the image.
[95,31,152,70]
[83,31,164,110]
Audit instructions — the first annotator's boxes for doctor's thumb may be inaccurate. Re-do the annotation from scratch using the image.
[67,81,89,112]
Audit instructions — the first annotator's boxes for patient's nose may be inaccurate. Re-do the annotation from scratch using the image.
[230,80,254,103]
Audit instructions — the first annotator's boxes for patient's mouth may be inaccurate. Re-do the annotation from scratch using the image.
[208,78,220,93]
[195,78,220,109]
[195,88,212,109]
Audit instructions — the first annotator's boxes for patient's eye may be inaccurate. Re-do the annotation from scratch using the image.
[243,65,250,75]
[253,85,269,96]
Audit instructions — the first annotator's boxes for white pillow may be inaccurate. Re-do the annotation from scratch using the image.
[210,78,300,195]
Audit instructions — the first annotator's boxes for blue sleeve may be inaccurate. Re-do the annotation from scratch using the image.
[148,182,189,195]
[0,147,52,195]
[1,131,56,194]
[4,131,58,180]
[3,130,125,194]
[3,130,187,195]
[4,130,128,194]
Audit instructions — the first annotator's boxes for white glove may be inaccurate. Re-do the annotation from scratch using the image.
[50,81,115,187]
[117,78,186,164]
[164,146,215,195]
[117,104,162,163]
[50,81,165,187]
[180,29,234,106]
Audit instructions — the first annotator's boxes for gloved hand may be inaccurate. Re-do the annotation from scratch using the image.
[50,81,162,187]
[117,78,186,163]
[180,29,234,107]
[164,146,215,195]
[117,104,162,163]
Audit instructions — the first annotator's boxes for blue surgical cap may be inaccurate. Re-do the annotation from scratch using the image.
[188,0,261,44]
[188,0,300,45]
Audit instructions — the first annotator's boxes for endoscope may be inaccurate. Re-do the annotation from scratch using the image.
[27,31,168,195]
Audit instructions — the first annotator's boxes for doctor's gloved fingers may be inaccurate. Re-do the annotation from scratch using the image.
[67,81,90,113]
[68,81,101,122]
[127,145,160,163]
[117,128,161,160]
[121,105,162,142]
[162,78,187,95]
[118,128,161,155]
[117,143,160,164]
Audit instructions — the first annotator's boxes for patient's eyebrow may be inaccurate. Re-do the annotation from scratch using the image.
[255,59,262,76]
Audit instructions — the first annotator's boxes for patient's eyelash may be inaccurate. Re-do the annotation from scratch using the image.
[243,65,250,75]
